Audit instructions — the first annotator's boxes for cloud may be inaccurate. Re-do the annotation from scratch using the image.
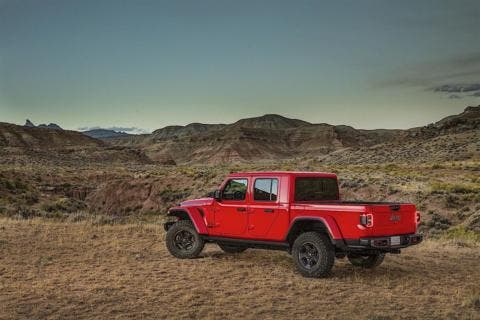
[78,126,150,135]
[433,83,480,93]
[377,52,480,89]
[448,94,462,99]
[471,91,480,97]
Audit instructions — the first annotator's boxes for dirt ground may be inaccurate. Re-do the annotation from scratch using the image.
[1,219,479,320]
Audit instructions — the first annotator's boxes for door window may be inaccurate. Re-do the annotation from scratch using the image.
[222,179,248,200]
[253,178,278,201]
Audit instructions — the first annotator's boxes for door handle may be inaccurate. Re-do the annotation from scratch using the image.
[237,207,246,212]
[264,209,274,213]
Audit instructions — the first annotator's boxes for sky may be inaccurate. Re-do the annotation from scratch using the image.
[0,0,479,133]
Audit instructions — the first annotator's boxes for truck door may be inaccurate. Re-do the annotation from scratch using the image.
[248,177,281,239]
[214,178,249,236]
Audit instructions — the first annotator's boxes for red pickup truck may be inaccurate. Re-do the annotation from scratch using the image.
[164,171,422,277]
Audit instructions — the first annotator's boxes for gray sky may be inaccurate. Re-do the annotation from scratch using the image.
[1,0,479,132]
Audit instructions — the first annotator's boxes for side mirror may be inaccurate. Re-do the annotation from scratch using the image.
[213,189,222,201]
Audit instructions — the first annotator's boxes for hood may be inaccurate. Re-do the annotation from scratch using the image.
[180,197,215,207]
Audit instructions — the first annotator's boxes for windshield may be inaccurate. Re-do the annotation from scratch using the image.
[294,177,339,201]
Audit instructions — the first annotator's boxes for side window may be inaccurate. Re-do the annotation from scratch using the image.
[222,179,248,200]
[254,178,278,201]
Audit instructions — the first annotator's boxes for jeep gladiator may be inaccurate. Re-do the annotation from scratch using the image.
[164,171,422,277]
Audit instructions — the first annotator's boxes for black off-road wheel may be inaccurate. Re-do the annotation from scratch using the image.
[347,253,385,268]
[166,220,204,259]
[292,232,335,278]
[218,243,247,254]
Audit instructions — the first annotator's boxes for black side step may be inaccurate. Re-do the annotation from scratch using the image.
[201,236,289,251]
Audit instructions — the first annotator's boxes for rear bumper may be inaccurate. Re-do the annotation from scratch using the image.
[344,233,423,251]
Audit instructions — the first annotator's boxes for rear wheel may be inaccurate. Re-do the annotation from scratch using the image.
[292,232,335,278]
[347,253,385,268]
[218,243,247,254]
[166,220,204,259]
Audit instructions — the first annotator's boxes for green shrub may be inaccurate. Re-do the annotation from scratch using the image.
[443,226,480,242]
[430,182,480,194]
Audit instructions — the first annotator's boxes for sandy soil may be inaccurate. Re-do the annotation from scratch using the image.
[1,219,479,320]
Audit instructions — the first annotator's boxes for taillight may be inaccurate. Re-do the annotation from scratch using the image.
[360,213,374,227]
[416,211,421,224]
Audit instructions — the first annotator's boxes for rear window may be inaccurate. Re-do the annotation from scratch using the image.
[254,178,278,201]
[294,177,338,201]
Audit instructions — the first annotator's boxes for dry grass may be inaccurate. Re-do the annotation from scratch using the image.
[1,219,479,320]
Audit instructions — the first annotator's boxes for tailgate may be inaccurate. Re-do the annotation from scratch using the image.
[366,203,417,237]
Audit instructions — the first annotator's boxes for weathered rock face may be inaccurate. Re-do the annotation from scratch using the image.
[85,175,202,215]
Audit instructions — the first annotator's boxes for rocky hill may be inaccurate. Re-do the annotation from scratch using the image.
[0,122,101,148]
[0,122,153,166]
[24,119,63,130]
[110,106,480,164]
[3,106,478,165]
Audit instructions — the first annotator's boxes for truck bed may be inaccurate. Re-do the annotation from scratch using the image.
[295,201,418,238]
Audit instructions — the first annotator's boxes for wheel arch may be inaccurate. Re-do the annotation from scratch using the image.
[167,206,208,234]
[285,216,343,246]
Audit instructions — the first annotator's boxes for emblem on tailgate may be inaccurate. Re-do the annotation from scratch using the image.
[390,213,401,222]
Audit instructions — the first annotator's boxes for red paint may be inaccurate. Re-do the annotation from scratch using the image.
[168,171,418,241]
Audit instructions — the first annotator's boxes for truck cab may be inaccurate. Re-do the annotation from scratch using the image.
[164,171,422,278]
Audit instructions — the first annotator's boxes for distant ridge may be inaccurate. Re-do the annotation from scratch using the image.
[5,106,479,164]
[24,119,63,130]
[82,129,131,139]
[109,106,480,164]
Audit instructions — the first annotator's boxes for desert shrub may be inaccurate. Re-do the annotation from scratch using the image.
[66,211,91,223]
[21,192,39,205]
[9,206,41,219]
[456,207,472,220]
[178,167,197,178]
[443,226,480,243]
[40,211,66,219]
[158,188,190,203]
[431,163,444,169]
[426,211,451,231]
[387,185,400,195]
[41,198,87,213]
[143,210,160,216]
[430,182,480,194]
[445,194,460,208]
[384,163,399,171]
[2,179,15,191]
[92,215,119,225]
[462,294,480,310]
[462,211,480,233]
[0,177,29,193]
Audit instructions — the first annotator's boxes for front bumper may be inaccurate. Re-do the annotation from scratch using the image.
[344,233,423,251]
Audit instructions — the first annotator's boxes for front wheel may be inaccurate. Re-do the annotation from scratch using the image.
[166,220,204,259]
[347,253,385,268]
[292,232,335,278]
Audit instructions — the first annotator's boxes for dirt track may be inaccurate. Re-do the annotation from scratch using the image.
[1,219,479,320]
